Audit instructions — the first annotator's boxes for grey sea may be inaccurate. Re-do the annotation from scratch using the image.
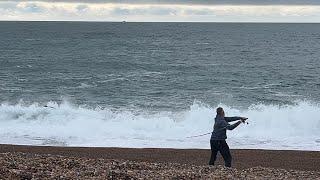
[0,22,319,150]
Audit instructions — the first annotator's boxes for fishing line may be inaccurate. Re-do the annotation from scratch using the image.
[186,132,212,138]
[186,121,249,138]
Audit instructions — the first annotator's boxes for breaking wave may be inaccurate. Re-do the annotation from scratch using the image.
[0,100,319,151]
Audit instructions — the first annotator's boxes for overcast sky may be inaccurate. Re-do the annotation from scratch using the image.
[1,0,320,22]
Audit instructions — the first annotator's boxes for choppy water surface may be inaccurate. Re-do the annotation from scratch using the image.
[0,22,320,150]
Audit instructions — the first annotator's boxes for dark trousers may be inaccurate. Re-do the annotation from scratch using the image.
[209,140,232,167]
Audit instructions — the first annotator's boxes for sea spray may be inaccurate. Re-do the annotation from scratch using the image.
[0,101,319,150]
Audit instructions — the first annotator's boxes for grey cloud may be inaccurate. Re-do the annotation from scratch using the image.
[111,7,131,16]
[146,7,177,16]
[23,3,43,13]
[0,2,43,13]
[0,2,17,10]
[183,9,214,16]
[110,6,178,16]
[2,0,320,5]
[76,4,88,12]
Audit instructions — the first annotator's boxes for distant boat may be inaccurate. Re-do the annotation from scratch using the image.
[122,21,126,23]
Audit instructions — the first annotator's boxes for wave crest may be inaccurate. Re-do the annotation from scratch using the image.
[0,101,319,150]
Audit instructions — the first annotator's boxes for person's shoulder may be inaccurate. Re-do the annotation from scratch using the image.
[215,115,223,120]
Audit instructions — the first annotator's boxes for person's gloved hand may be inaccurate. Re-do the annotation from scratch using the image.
[240,117,248,123]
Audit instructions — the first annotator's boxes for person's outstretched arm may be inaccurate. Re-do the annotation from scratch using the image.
[225,121,242,130]
[224,117,241,122]
[220,120,242,130]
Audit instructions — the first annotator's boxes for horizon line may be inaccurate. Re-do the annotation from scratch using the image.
[1,20,320,23]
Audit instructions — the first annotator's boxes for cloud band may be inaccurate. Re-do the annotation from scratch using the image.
[1,1,320,22]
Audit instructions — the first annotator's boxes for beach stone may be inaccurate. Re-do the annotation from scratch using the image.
[0,152,319,179]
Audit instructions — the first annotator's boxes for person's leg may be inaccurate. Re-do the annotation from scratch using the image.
[219,140,232,167]
[209,140,219,165]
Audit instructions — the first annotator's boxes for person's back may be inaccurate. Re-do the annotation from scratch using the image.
[209,107,247,167]
[211,115,243,140]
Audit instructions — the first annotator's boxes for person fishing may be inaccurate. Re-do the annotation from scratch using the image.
[209,107,247,167]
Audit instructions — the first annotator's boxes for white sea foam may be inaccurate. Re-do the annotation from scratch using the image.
[0,101,319,151]
[78,83,96,88]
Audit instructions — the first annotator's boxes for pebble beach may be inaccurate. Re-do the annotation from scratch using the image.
[1,152,320,179]
[0,145,320,179]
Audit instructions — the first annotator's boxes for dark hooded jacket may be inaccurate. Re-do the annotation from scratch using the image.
[210,115,242,140]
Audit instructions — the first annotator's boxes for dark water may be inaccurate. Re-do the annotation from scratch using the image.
[1,22,320,150]
[1,22,320,110]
